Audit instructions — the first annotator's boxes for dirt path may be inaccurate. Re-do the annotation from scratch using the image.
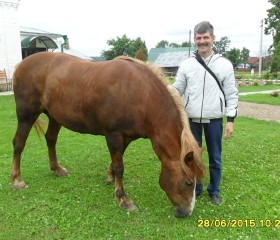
[238,101,280,123]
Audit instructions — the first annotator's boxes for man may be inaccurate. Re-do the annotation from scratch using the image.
[173,21,238,205]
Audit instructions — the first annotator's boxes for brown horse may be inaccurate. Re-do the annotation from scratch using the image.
[11,52,205,218]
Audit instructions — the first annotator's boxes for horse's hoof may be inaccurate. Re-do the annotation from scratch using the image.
[13,180,27,189]
[55,167,68,177]
[119,199,137,212]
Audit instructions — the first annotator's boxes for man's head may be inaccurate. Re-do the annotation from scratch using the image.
[194,21,215,57]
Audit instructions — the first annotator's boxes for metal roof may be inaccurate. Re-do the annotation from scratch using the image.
[149,47,196,67]
[21,36,58,49]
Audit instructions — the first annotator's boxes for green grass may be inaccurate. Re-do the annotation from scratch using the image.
[239,94,280,106]
[1,95,280,239]
[238,84,280,93]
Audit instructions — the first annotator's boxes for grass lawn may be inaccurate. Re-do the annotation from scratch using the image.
[238,84,280,93]
[0,95,279,239]
[239,94,280,106]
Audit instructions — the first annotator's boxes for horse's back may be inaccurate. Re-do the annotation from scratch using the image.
[13,52,176,137]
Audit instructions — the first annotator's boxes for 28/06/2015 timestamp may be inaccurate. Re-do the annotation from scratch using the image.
[197,219,280,228]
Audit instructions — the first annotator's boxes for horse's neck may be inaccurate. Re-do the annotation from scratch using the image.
[150,121,182,162]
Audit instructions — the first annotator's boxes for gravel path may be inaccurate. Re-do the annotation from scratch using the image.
[238,101,280,123]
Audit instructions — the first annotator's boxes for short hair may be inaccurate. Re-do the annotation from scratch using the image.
[194,21,214,36]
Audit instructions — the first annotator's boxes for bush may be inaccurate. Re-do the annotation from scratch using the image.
[263,71,270,80]
[252,80,259,86]
[271,91,279,97]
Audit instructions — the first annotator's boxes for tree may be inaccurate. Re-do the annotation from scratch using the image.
[181,41,192,47]
[226,48,240,67]
[156,40,193,48]
[169,42,180,48]
[264,0,280,74]
[101,35,147,60]
[215,36,231,56]
[156,40,169,48]
[135,47,148,61]
[240,47,250,64]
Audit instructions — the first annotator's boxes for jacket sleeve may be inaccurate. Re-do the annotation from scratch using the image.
[222,63,239,121]
[173,61,188,96]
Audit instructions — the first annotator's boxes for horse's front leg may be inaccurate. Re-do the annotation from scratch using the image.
[106,134,137,211]
[45,117,68,176]
[106,163,114,185]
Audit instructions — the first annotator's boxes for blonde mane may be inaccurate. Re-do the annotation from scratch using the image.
[166,85,205,179]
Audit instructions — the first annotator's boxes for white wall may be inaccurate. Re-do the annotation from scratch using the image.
[0,0,22,81]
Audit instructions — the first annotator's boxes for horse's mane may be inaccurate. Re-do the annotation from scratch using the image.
[116,56,205,180]
[166,85,205,180]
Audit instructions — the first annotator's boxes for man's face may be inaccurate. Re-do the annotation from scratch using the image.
[194,31,215,55]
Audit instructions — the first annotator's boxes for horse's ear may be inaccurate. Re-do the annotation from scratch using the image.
[184,151,194,166]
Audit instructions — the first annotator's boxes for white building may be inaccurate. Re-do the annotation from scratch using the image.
[0,0,21,82]
[0,0,91,91]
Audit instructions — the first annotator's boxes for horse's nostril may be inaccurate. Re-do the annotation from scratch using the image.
[174,206,192,218]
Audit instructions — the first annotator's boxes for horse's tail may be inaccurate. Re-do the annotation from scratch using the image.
[33,117,46,139]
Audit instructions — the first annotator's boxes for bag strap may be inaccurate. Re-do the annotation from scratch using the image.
[194,52,227,106]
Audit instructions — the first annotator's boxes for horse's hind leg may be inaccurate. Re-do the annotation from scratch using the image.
[105,133,137,211]
[45,117,68,176]
[11,119,37,189]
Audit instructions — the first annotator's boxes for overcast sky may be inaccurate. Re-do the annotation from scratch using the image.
[18,0,273,57]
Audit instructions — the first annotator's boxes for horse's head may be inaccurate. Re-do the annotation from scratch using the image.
[159,150,204,218]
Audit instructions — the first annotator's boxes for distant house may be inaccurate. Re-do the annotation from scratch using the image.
[247,57,259,68]
[148,47,196,76]
[247,56,272,70]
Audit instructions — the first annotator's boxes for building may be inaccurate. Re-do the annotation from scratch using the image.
[0,0,91,91]
[148,47,196,76]
[0,0,21,83]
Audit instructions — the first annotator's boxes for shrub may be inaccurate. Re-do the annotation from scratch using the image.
[252,80,259,86]
[271,91,279,97]
[263,71,270,80]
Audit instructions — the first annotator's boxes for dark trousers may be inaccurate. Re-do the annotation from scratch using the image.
[189,119,223,196]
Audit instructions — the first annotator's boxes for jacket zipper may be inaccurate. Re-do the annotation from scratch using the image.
[200,71,207,122]
[200,54,214,122]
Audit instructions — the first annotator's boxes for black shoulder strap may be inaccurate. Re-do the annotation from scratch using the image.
[194,52,226,106]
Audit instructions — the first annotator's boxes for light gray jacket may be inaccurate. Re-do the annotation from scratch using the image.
[173,53,238,122]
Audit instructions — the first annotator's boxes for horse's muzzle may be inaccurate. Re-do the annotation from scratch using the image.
[174,206,192,218]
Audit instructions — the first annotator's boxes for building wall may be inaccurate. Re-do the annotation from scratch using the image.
[0,0,22,81]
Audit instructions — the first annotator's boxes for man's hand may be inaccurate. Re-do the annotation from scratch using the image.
[224,122,234,140]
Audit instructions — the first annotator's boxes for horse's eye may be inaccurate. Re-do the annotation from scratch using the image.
[185,180,193,186]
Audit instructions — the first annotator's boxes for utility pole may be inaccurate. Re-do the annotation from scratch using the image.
[188,30,191,57]
[259,19,263,78]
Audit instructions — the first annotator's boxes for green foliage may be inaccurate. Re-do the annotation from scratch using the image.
[263,71,270,80]
[226,48,241,67]
[215,36,231,56]
[252,80,259,86]
[240,47,250,63]
[156,40,169,48]
[265,0,280,73]
[1,95,279,239]
[135,47,148,61]
[101,35,147,60]
[156,40,192,48]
